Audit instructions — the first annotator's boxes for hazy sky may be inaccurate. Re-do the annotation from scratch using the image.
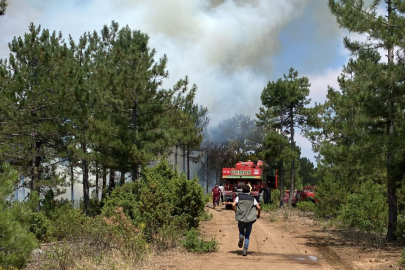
[0,0,351,163]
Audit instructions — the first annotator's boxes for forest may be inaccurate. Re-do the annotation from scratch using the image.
[1,0,405,269]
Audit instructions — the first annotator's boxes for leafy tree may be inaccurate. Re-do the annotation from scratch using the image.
[326,0,405,241]
[257,68,311,205]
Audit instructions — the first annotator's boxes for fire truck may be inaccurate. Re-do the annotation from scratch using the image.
[221,160,277,208]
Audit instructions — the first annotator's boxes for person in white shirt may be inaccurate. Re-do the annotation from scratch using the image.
[218,183,224,205]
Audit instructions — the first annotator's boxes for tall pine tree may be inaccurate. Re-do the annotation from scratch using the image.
[257,68,310,206]
[328,0,405,241]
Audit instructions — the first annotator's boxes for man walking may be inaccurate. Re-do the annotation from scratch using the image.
[211,183,221,209]
[232,185,261,256]
[218,183,224,205]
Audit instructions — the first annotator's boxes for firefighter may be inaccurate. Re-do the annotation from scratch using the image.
[232,185,261,256]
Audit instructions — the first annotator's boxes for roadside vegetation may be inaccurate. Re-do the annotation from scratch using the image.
[1,161,216,269]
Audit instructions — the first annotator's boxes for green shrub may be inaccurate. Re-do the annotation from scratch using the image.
[0,164,38,269]
[44,242,74,270]
[200,210,213,221]
[101,160,207,242]
[400,248,405,265]
[396,214,405,244]
[296,201,316,212]
[261,203,278,212]
[30,211,55,242]
[80,197,103,217]
[339,180,387,234]
[182,228,218,253]
[101,181,141,221]
[271,189,280,205]
[153,223,182,251]
[166,173,206,229]
[49,204,87,240]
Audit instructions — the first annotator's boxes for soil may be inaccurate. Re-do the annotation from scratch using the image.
[142,204,403,270]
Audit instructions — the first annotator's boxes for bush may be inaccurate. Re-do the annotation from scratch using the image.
[339,180,387,234]
[182,228,218,253]
[101,160,207,242]
[49,204,87,241]
[400,248,405,265]
[271,189,280,205]
[0,164,38,269]
[296,201,316,212]
[396,214,405,244]
[261,203,278,212]
[30,211,55,242]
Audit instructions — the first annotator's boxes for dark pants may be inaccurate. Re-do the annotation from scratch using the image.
[238,222,253,249]
[220,194,224,204]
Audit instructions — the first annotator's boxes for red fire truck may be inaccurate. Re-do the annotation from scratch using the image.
[221,160,277,208]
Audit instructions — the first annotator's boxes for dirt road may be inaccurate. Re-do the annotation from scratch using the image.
[144,206,337,270]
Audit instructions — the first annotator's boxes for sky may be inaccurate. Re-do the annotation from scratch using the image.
[0,0,352,164]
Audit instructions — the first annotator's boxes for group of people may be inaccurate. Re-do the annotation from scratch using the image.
[211,183,261,257]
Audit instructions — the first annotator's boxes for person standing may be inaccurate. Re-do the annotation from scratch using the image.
[247,181,252,194]
[218,183,224,205]
[232,185,261,256]
[211,183,221,209]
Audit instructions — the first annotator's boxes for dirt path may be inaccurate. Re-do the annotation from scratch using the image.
[143,205,338,270]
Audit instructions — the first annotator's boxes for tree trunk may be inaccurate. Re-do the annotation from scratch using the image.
[101,166,107,201]
[183,147,186,175]
[175,144,178,169]
[386,0,397,241]
[279,161,284,208]
[187,146,190,180]
[132,164,139,181]
[109,169,115,191]
[206,150,209,193]
[279,108,285,208]
[82,145,90,216]
[132,100,138,182]
[95,162,99,201]
[288,106,295,206]
[30,142,42,197]
[120,170,125,186]
[387,169,397,241]
[70,166,74,202]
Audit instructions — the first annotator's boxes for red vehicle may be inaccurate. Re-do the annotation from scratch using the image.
[283,186,318,205]
[221,160,277,208]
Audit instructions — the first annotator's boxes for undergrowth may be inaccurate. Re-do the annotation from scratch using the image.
[182,228,218,253]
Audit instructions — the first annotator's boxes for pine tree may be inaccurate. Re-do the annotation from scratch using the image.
[0,0,7,16]
[177,103,209,179]
[328,0,405,241]
[0,24,70,198]
[93,22,197,181]
[257,68,311,205]
[63,31,101,216]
